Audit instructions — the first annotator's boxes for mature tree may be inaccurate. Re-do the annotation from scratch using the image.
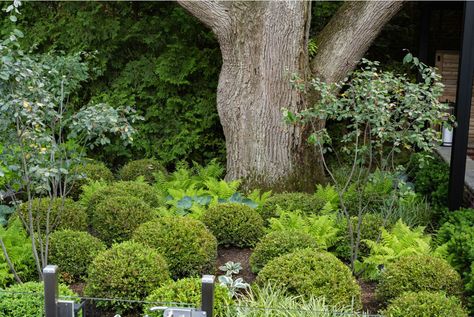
[178,1,403,191]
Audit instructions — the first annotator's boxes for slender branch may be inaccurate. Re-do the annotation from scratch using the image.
[0,238,22,284]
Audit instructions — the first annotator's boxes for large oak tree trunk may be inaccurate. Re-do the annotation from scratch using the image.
[178,1,403,191]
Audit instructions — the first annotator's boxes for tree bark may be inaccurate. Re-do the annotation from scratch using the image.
[178,0,403,191]
[311,1,404,83]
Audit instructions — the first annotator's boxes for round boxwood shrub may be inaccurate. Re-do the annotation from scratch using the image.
[334,213,386,260]
[377,255,463,302]
[133,217,217,278]
[144,278,233,317]
[69,160,114,200]
[91,195,154,245]
[17,198,87,232]
[84,241,170,313]
[256,249,361,309]
[382,291,468,317]
[250,231,318,273]
[259,192,324,223]
[0,281,77,317]
[48,229,106,283]
[119,158,165,184]
[203,203,264,247]
[85,180,162,215]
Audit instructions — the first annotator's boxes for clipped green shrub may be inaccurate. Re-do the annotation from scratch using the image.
[259,192,324,223]
[382,291,468,317]
[144,278,233,317]
[377,255,462,302]
[84,180,162,214]
[0,281,77,317]
[91,196,154,245]
[17,198,87,232]
[203,203,264,247]
[119,158,165,184]
[133,217,217,278]
[256,249,361,309]
[69,160,114,200]
[84,241,170,313]
[48,230,106,283]
[250,231,318,274]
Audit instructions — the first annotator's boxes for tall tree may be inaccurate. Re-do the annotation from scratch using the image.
[178,1,403,191]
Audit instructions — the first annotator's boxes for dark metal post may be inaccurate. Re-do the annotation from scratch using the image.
[418,2,430,64]
[448,1,474,210]
[44,265,58,317]
[201,275,215,317]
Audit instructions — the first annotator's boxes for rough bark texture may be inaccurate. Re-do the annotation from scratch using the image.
[178,0,403,191]
[311,1,404,83]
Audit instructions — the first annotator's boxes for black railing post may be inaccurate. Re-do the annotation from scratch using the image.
[201,275,215,317]
[448,1,474,210]
[44,265,58,317]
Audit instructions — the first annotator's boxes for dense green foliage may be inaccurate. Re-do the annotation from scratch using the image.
[411,153,449,211]
[48,230,106,283]
[259,192,324,223]
[69,160,114,200]
[17,198,88,232]
[144,278,233,317]
[118,158,165,183]
[377,255,462,302]
[382,291,468,317]
[91,195,154,245]
[357,220,432,280]
[0,281,77,317]
[203,203,264,248]
[85,241,170,313]
[10,2,224,167]
[0,219,35,287]
[256,249,361,309]
[436,209,474,273]
[83,180,162,214]
[250,231,318,274]
[133,217,217,278]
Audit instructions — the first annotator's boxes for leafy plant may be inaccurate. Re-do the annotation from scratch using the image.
[0,281,78,317]
[259,192,325,223]
[85,241,170,314]
[357,220,432,280]
[377,255,463,302]
[250,231,318,274]
[218,261,249,297]
[68,159,114,200]
[0,205,14,226]
[144,278,233,317]
[256,249,361,309]
[119,158,165,184]
[382,291,468,317]
[267,210,342,250]
[132,217,217,278]
[0,218,35,287]
[203,203,264,248]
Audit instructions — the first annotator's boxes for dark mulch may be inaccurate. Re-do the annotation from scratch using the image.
[358,279,381,314]
[216,246,256,283]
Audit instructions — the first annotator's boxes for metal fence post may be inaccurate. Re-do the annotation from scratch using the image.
[44,265,58,317]
[201,275,215,317]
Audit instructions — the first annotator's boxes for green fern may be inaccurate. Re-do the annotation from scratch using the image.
[314,184,339,213]
[357,219,432,280]
[247,189,272,209]
[204,178,241,199]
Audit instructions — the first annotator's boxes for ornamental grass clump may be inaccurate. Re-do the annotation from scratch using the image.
[203,203,264,247]
[48,229,106,283]
[133,217,217,278]
[256,249,361,309]
[250,231,318,273]
[85,241,170,313]
[377,254,463,302]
